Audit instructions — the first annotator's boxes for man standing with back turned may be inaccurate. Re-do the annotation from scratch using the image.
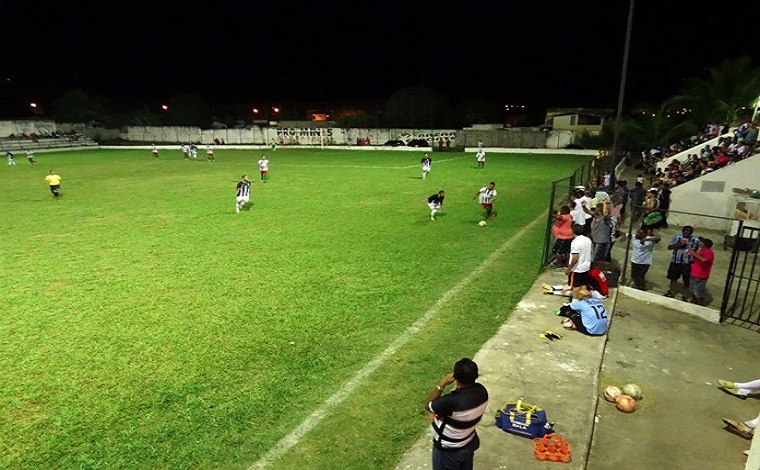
[425,358,489,470]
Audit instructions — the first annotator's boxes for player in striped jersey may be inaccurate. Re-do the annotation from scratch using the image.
[474,181,497,220]
[425,358,489,469]
[235,175,251,213]
[420,153,432,179]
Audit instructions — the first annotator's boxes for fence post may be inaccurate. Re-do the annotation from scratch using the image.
[720,220,744,322]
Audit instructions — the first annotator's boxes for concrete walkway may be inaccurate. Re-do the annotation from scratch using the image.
[395,266,760,469]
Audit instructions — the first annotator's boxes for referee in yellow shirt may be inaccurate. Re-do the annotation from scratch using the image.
[44,170,62,199]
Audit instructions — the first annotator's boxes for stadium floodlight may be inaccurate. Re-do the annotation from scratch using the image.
[30,102,38,108]
[252,108,260,114]
[161,104,169,111]
[272,107,280,113]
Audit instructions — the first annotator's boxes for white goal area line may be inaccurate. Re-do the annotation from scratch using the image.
[249,213,543,469]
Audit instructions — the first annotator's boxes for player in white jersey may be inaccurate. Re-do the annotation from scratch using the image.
[474,182,497,219]
[151,144,158,158]
[26,150,36,164]
[257,155,269,182]
[181,144,189,159]
[6,151,16,165]
[420,153,432,180]
[235,175,251,213]
[190,144,198,159]
[476,149,486,168]
[206,145,215,162]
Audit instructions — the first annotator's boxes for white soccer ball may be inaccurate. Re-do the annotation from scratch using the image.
[623,383,642,400]
[478,220,487,227]
[604,385,622,402]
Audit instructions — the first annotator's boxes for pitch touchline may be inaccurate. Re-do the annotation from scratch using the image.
[248,213,544,469]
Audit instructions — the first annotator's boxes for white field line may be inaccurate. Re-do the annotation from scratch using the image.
[248,213,544,469]
[277,155,469,170]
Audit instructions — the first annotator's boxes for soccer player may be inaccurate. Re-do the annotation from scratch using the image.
[6,151,16,165]
[44,169,62,199]
[151,144,159,158]
[190,144,198,159]
[476,148,486,168]
[26,150,36,165]
[235,175,251,213]
[257,155,269,182]
[426,190,445,221]
[271,138,277,151]
[473,182,497,219]
[206,145,215,162]
[420,153,432,180]
[181,144,189,159]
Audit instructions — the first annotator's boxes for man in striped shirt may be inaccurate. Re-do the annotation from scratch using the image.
[425,358,489,469]
[235,175,251,213]
[474,181,497,220]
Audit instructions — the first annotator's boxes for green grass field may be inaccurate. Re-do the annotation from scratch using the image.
[0,148,588,469]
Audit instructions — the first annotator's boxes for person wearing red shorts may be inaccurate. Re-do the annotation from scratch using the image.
[474,182,497,220]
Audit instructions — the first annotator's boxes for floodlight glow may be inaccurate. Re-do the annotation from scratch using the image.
[161,105,169,111]
[273,107,280,113]
[252,108,259,114]
[30,102,38,108]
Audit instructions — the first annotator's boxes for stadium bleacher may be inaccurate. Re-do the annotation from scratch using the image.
[0,136,98,153]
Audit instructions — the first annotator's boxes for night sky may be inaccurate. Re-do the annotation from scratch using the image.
[2,0,758,116]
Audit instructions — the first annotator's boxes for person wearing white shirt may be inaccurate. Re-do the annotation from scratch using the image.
[257,155,270,182]
[475,149,486,168]
[566,224,593,298]
[474,182,497,220]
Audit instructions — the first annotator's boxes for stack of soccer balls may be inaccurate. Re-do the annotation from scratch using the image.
[603,383,642,413]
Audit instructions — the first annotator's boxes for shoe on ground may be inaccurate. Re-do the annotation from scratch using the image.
[542,283,553,292]
[722,418,754,439]
[664,291,675,298]
[718,379,735,389]
[719,386,748,399]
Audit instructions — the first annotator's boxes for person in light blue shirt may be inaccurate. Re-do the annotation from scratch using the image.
[556,288,608,335]
[630,228,662,290]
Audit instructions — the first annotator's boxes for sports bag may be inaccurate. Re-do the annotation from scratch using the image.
[495,399,550,439]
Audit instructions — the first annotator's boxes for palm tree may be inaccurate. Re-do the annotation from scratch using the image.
[664,56,760,125]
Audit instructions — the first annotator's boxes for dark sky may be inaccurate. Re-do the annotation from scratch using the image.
[1,0,758,115]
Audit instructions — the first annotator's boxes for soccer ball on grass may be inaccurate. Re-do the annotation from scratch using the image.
[478,220,487,227]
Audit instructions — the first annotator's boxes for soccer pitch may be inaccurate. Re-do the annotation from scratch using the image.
[0,148,589,469]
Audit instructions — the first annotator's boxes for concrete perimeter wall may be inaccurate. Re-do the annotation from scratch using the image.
[669,154,760,230]
[0,120,577,150]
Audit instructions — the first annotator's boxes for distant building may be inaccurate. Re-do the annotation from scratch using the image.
[543,108,614,132]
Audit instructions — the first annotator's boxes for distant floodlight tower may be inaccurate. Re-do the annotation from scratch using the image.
[610,0,635,177]
[252,107,260,115]
[30,102,38,108]
[161,104,169,111]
